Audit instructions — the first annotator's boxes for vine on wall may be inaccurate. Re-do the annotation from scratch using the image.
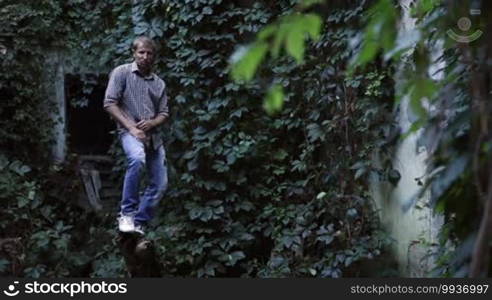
[0,0,398,277]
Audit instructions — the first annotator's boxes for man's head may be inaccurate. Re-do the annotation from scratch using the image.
[132,36,157,74]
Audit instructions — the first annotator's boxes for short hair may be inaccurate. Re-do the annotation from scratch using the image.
[131,36,157,52]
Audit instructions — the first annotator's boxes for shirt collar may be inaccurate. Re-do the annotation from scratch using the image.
[131,61,155,80]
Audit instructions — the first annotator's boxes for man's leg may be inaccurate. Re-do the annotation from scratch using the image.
[134,145,168,227]
[120,133,146,217]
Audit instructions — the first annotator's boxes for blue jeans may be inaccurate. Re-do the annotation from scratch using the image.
[120,133,168,226]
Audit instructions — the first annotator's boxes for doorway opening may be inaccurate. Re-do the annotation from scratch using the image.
[65,74,115,155]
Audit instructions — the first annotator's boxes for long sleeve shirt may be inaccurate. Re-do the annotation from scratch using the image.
[104,61,168,150]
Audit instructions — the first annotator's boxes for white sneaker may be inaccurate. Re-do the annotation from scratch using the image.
[134,224,145,235]
[118,215,135,233]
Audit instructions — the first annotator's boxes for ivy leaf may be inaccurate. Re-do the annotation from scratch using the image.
[284,14,321,63]
[224,251,246,266]
[281,235,295,249]
[230,42,269,81]
[356,39,379,69]
[273,149,288,161]
[409,77,437,118]
[198,262,218,277]
[350,0,397,70]
[306,123,324,142]
[187,158,199,171]
[189,207,202,220]
[257,24,277,41]
[17,195,29,208]
[200,208,213,222]
[354,168,366,180]
[235,201,255,212]
[317,234,334,245]
[263,84,284,115]
[202,7,213,15]
[431,155,469,205]
[411,0,439,18]
[303,14,322,40]
[271,24,289,58]
[285,25,305,63]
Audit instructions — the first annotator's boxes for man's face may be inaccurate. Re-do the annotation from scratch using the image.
[133,43,155,72]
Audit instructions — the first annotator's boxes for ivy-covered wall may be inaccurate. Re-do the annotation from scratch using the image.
[1,0,401,277]
[103,0,396,277]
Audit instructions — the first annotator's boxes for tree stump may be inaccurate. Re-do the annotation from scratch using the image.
[118,233,162,277]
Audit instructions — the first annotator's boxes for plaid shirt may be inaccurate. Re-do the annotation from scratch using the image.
[104,62,168,149]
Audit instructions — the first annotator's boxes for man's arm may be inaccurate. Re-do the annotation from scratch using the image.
[137,85,169,132]
[136,115,167,132]
[105,104,147,141]
[103,66,147,141]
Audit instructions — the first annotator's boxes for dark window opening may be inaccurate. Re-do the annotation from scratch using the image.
[65,74,115,155]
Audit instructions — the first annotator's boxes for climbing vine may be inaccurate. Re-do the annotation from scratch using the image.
[82,0,395,277]
[1,0,398,277]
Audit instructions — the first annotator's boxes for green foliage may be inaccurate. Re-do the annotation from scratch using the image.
[349,0,397,70]
[230,42,269,82]
[0,0,64,163]
[263,84,284,115]
[352,0,492,276]
[1,0,396,277]
[146,0,392,277]
[0,152,118,277]
[230,1,323,113]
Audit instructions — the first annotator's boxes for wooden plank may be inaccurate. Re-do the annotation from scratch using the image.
[90,169,102,207]
[80,168,102,211]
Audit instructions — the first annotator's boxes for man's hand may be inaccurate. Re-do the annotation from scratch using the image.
[129,127,147,141]
[136,119,156,132]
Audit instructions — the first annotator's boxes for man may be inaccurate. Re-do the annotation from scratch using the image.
[103,36,169,235]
